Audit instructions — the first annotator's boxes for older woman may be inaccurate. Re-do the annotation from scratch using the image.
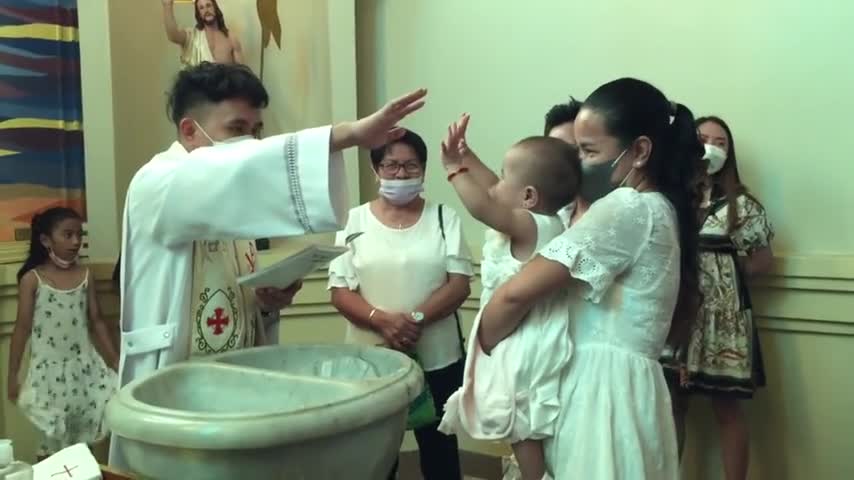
[328,129,472,480]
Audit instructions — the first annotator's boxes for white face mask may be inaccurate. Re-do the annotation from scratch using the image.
[194,120,253,146]
[378,177,424,206]
[49,249,77,269]
[703,143,727,174]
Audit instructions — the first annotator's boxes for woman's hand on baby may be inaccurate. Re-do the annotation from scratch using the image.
[374,311,421,351]
[441,113,472,172]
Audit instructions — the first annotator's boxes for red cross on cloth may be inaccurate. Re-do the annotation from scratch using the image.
[206,307,230,335]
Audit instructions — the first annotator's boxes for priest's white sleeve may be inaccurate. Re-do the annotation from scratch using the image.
[147,126,347,245]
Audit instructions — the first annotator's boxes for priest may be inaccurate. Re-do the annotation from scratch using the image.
[109,61,426,468]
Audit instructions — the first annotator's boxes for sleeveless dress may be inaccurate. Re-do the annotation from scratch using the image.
[17,270,117,454]
[439,211,571,443]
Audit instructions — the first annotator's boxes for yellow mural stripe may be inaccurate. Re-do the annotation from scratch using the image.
[0,24,78,42]
[0,118,81,131]
[0,149,19,157]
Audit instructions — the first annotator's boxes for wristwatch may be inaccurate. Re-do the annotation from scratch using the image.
[410,311,425,323]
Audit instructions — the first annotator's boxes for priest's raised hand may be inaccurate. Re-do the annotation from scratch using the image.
[331,88,427,151]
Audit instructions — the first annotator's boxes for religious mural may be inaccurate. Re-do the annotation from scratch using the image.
[0,0,86,243]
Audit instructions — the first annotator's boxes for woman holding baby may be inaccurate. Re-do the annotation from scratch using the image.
[478,78,706,479]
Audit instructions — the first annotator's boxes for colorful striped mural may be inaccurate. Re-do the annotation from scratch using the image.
[0,0,85,243]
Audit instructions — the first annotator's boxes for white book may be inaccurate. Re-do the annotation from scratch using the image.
[33,443,100,479]
[237,244,348,289]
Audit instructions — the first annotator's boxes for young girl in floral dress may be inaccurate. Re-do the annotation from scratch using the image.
[7,207,119,458]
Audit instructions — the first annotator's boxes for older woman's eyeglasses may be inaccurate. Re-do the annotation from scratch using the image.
[377,161,422,175]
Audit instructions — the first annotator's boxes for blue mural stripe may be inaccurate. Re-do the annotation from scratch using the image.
[0,127,83,152]
[0,12,24,26]
[0,62,42,77]
[0,6,78,28]
[0,102,81,122]
[0,148,85,189]
[0,42,50,58]
[0,0,77,9]
[2,74,80,94]
[0,90,82,112]
[0,37,79,58]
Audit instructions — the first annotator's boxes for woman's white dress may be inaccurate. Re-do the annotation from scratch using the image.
[540,188,680,479]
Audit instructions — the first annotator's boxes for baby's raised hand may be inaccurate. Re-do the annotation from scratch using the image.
[441,113,471,172]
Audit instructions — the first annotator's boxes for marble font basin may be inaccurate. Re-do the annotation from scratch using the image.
[105,344,424,479]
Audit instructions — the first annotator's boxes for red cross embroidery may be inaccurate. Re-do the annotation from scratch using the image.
[51,464,78,477]
[206,307,230,335]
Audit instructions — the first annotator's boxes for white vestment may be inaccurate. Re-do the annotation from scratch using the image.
[108,126,347,468]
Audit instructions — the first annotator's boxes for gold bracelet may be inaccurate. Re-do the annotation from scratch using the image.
[368,309,377,322]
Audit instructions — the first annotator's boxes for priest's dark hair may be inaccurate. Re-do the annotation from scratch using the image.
[167,62,269,126]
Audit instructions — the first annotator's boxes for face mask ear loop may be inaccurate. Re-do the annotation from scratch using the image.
[193,120,216,146]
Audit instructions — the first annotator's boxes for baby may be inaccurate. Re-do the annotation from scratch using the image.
[438,114,580,480]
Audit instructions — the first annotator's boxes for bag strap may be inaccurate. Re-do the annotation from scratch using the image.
[438,203,446,240]
[438,204,466,356]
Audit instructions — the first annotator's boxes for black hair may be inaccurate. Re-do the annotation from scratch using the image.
[514,136,582,213]
[17,207,82,284]
[544,97,583,135]
[369,129,428,171]
[194,0,229,35]
[112,255,121,292]
[166,62,269,126]
[583,78,705,346]
[696,116,754,234]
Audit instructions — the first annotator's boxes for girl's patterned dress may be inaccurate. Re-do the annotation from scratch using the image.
[16,269,117,454]
[663,194,774,397]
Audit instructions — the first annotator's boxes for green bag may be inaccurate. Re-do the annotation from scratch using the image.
[406,353,437,430]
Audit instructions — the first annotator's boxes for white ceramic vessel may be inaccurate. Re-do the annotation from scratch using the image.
[105,344,423,479]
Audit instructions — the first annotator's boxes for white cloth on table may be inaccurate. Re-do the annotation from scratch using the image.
[327,201,473,371]
[33,443,100,480]
[540,187,680,479]
[109,126,348,469]
[439,211,571,443]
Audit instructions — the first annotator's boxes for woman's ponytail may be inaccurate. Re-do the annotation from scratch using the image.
[661,102,705,348]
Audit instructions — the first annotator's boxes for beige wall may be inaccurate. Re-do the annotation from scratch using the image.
[107,1,180,224]
[77,0,119,260]
[354,0,854,256]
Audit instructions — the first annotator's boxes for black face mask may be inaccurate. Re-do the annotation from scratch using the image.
[579,149,628,203]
